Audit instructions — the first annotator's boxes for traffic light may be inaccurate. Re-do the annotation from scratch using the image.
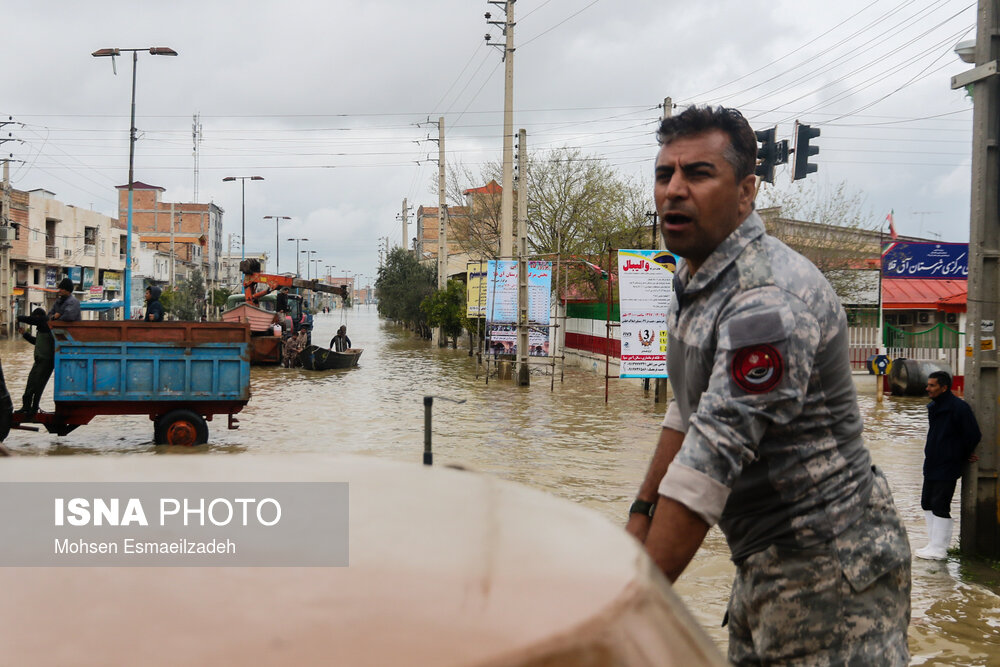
[793,121,820,180]
[755,127,777,184]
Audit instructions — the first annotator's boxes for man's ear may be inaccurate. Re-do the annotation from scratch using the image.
[738,173,757,215]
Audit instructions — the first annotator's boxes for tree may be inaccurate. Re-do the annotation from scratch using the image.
[210,287,232,310]
[756,180,879,304]
[376,248,436,336]
[171,269,207,321]
[421,279,468,347]
[447,148,655,260]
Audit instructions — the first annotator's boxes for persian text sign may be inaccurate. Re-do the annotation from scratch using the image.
[466,261,488,318]
[881,242,968,279]
[618,250,675,378]
[483,260,552,325]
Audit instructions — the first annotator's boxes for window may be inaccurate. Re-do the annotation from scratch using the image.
[33,269,39,285]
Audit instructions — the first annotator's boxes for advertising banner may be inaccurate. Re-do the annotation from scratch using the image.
[83,267,95,289]
[483,260,552,325]
[68,266,82,283]
[483,260,553,355]
[466,261,488,318]
[617,250,676,378]
[45,267,58,289]
[881,242,968,279]
[103,271,122,291]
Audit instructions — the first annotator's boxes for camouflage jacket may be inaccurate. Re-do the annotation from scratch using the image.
[658,211,874,561]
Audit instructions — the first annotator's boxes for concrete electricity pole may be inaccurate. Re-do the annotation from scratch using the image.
[954,0,1000,557]
[516,128,530,386]
[1,158,12,338]
[436,117,448,347]
[653,97,672,403]
[399,198,412,254]
[486,1,515,259]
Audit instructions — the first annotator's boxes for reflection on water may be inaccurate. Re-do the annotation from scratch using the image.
[1,307,998,663]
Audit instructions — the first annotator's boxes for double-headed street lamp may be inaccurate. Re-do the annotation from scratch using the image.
[92,45,178,319]
[301,249,317,279]
[288,238,308,277]
[222,176,264,260]
[265,216,291,272]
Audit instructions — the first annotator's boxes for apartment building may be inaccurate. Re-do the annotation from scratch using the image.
[116,182,224,291]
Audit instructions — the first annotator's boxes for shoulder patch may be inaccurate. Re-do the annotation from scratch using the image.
[731,344,784,393]
[728,310,786,348]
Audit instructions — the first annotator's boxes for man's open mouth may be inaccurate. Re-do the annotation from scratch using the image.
[661,212,693,229]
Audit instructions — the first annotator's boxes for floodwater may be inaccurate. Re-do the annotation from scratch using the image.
[2,307,999,664]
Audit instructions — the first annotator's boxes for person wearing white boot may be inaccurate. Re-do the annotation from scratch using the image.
[917,371,980,560]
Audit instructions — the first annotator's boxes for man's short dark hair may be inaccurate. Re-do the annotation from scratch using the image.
[656,106,758,182]
[928,370,952,389]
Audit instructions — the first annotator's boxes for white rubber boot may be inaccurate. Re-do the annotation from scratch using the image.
[914,510,934,558]
[918,515,953,560]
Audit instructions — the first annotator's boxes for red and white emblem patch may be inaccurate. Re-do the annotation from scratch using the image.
[731,344,784,393]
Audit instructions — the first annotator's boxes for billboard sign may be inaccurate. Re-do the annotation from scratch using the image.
[617,250,675,378]
[881,242,968,279]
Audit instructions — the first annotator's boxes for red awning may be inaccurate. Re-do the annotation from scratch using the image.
[882,278,966,312]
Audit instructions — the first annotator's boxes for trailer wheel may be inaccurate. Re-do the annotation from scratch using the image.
[154,410,209,446]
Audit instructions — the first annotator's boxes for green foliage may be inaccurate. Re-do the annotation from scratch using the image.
[158,286,177,314]
[376,248,435,333]
[172,269,207,321]
[421,279,467,343]
[210,288,232,310]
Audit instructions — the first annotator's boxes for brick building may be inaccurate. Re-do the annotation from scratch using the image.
[116,182,224,291]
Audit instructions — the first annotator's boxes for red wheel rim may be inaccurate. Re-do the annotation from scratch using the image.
[165,421,198,446]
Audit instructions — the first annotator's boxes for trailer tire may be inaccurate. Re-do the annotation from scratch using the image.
[155,410,209,446]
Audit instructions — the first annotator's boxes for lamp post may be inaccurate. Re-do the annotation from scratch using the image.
[92,46,177,319]
[287,238,308,277]
[301,249,317,279]
[265,216,291,273]
[222,176,264,261]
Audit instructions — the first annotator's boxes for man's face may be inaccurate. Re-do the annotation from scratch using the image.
[926,378,946,399]
[57,289,70,298]
[145,290,152,302]
[654,130,756,274]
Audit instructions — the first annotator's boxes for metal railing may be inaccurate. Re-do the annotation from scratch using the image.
[45,245,59,259]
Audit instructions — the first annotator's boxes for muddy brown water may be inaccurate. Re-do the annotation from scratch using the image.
[2,307,998,664]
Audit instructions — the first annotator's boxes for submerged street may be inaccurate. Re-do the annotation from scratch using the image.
[2,307,999,664]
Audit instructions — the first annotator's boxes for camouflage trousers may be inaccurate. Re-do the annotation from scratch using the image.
[727,468,911,665]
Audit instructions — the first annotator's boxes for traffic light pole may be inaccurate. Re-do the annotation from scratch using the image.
[957,0,1000,558]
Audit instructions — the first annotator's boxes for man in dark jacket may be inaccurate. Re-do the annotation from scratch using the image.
[144,285,165,322]
[16,308,54,418]
[49,278,81,322]
[917,370,981,560]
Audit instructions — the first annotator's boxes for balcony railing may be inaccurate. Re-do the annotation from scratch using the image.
[45,246,59,259]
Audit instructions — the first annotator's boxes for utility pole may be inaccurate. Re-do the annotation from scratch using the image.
[170,204,177,286]
[1,157,11,338]
[516,128,530,386]
[955,0,1000,558]
[654,97,672,403]
[486,1,515,259]
[192,113,202,203]
[399,198,412,255]
[437,117,448,347]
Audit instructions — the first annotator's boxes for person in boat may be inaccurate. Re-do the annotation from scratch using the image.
[330,325,351,352]
[143,285,164,322]
[16,308,54,419]
[626,106,910,665]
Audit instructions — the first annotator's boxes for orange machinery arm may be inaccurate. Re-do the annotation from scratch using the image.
[243,273,348,304]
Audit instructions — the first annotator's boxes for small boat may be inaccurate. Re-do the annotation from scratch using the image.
[298,345,363,370]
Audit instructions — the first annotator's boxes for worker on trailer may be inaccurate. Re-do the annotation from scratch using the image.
[143,285,164,322]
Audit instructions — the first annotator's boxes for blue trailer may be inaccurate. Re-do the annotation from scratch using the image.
[12,321,252,446]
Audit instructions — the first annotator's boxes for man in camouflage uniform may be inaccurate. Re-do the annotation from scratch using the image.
[626,106,911,664]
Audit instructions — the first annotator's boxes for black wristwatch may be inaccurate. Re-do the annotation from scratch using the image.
[629,499,656,518]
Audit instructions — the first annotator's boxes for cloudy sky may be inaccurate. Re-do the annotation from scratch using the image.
[1,0,979,283]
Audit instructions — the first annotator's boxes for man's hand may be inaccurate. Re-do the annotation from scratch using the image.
[969,453,979,463]
[626,513,652,543]
[50,312,61,320]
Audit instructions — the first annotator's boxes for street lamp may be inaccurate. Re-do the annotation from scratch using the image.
[92,45,178,319]
[287,238,309,276]
[301,249,317,279]
[265,216,291,272]
[222,176,264,261]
